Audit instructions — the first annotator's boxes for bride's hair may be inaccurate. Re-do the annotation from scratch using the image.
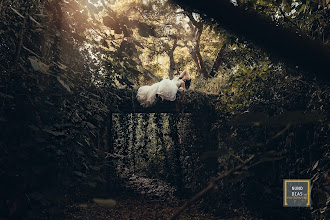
[185,79,191,89]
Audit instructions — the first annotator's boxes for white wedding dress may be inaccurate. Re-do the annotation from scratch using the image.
[137,77,183,107]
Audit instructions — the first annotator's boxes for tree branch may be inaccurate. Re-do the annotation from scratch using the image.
[168,38,178,79]
[13,7,28,67]
[169,149,286,220]
[210,43,228,77]
[183,10,201,29]
[172,0,330,81]
[169,155,255,220]
[276,3,310,39]
[135,57,161,82]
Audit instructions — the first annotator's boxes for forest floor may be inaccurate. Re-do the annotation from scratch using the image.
[32,174,246,219]
[61,194,220,220]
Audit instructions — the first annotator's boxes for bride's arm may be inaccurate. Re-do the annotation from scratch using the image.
[179,69,189,79]
[180,81,186,90]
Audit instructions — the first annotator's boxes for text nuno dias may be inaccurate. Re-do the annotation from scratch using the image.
[283,179,311,207]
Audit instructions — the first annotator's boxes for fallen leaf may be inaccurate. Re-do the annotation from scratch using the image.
[312,160,319,171]
[28,56,50,74]
[57,76,71,93]
[93,198,116,208]
[43,129,65,136]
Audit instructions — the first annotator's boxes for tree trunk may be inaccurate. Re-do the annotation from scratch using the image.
[190,47,208,78]
[168,39,178,79]
[142,68,161,82]
[210,43,227,77]
[136,57,161,82]
[190,50,201,75]
[194,48,208,77]
[185,13,208,78]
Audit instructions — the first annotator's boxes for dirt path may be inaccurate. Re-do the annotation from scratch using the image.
[63,195,218,220]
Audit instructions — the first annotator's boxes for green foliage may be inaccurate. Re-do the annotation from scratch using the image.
[0,0,139,217]
[193,72,229,94]
[113,113,170,178]
[237,0,329,43]
[0,0,329,219]
[221,61,285,111]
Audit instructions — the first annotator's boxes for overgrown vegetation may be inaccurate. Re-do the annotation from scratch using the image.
[0,0,329,219]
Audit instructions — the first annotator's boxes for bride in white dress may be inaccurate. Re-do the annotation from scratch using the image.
[137,69,190,107]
